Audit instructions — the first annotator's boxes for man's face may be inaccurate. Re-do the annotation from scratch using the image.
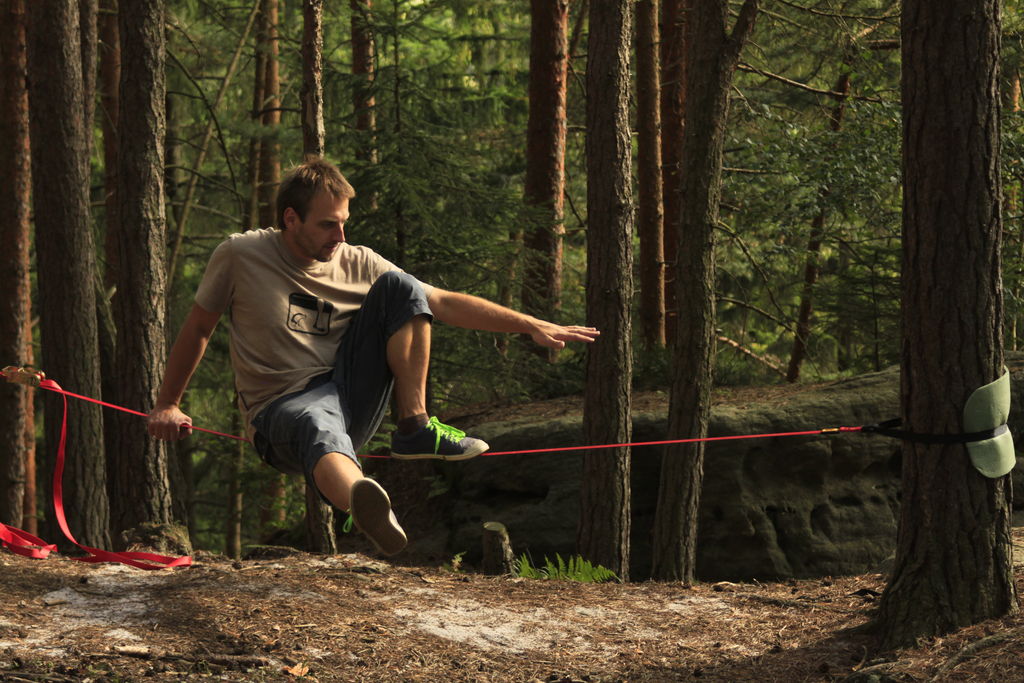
[282,192,350,263]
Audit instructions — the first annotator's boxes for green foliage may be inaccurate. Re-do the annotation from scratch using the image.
[516,553,620,584]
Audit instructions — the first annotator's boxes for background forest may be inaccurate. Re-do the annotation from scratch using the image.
[2,0,1023,558]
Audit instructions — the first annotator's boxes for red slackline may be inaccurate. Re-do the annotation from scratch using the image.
[0,365,868,568]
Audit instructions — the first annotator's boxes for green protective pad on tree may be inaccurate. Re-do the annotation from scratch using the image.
[963,367,1016,478]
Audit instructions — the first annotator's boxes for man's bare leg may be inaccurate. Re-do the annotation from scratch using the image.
[387,314,431,421]
[311,452,363,511]
[313,452,407,555]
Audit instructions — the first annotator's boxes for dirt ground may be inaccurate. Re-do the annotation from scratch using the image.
[2,529,1024,683]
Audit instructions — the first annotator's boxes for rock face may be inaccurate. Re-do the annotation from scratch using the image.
[434,362,1022,582]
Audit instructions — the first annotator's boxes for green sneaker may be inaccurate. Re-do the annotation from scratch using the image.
[390,416,489,461]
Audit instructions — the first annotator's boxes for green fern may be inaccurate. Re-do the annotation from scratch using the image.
[517,552,619,583]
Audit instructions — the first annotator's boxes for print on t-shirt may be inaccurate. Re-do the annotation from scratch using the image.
[287,293,333,336]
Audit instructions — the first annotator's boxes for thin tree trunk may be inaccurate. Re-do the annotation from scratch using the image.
[578,0,634,582]
[651,0,759,583]
[637,0,665,349]
[244,1,267,230]
[302,0,325,159]
[300,0,336,555]
[27,0,111,549]
[785,73,850,383]
[111,0,175,541]
[257,0,281,230]
[21,325,36,536]
[522,0,569,328]
[659,0,688,344]
[0,0,31,529]
[876,0,1016,649]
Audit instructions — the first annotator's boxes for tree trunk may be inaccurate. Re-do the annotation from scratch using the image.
[578,0,634,582]
[244,1,267,230]
[27,0,111,549]
[0,0,31,529]
[110,0,175,539]
[876,0,1017,649]
[637,0,665,349]
[785,73,850,383]
[301,0,336,554]
[99,0,120,290]
[21,325,36,536]
[301,0,325,159]
[80,0,98,160]
[521,0,569,327]
[351,0,377,165]
[257,0,281,230]
[650,0,759,583]
[659,0,689,344]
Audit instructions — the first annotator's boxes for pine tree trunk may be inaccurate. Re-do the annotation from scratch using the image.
[244,2,266,230]
[659,0,689,344]
[27,0,111,549]
[301,0,336,554]
[522,0,569,326]
[351,0,377,165]
[99,0,120,289]
[301,0,325,159]
[637,0,665,349]
[111,0,175,540]
[578,0,634,582]
[876,0,1017,649]
[257,0,281,230]
[651,0,759,583]
[0,0,31,529]
[21,326,36,536]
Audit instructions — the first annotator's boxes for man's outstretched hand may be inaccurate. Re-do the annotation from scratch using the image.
[530,322,600,350]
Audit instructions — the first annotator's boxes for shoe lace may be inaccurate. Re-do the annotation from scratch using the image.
[427,416,466,452]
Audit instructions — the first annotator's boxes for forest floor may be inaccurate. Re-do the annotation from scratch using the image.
[2,527,1023,683]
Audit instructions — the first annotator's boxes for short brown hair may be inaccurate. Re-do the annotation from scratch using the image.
[275,158,356,230]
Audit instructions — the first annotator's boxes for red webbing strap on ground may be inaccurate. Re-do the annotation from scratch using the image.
[41,378,192,570]
[0,368,192,569]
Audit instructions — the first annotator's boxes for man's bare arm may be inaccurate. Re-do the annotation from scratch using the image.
[427,288,599,350]
[148,302,222,441]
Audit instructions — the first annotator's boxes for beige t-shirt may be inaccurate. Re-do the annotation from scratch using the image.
[195,228,432,431]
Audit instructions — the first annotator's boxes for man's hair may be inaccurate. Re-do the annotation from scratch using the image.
[275,158,356,230]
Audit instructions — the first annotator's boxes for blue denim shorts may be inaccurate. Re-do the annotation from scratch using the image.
[250,272,432,494]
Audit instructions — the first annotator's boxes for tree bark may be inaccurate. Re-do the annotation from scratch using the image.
[257,0,281,230]
[99,0,120,289]
[522,0,569,327]
[111,0,175,539]
[299,0,336,554]
[0,0,31,529]
[651,0,759,583]
[876,0,1017,649]
[27,0,111,548]
[301,0,325,159]
[659,0,689,344]
[351,0,377,165]
[637,0,665,349]
[578,0,634,582]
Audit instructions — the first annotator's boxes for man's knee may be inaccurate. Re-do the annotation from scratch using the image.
[374,271,426,302]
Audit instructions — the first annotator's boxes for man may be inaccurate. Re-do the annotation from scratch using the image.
[148,159,598,556]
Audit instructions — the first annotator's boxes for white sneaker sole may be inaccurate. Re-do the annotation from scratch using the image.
[350,479,407,556]
[390,439,490,462]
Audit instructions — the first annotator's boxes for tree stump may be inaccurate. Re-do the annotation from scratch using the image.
[481,521,515,575]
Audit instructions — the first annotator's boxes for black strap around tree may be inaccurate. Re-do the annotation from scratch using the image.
[861,418,1008,444]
